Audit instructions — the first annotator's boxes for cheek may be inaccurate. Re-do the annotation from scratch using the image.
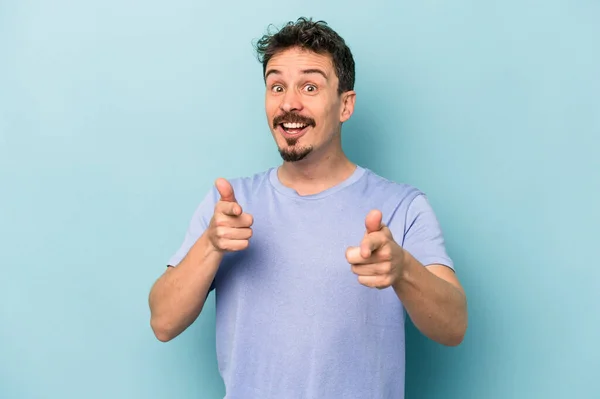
[265,96,278,112]
[265,105,278,125]
[319,107,339,126]
[318,98,340,119]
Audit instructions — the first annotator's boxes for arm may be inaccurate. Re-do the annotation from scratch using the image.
[149,233,223,342]
[393,194,467,346]
[347,194,467,347]
[149,178,252,342]
[393,256,467,346]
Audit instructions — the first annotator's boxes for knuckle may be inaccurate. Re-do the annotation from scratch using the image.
[380,247,392,261]
[214,202,225,213]
[381,262,392,273]
[214,216,228,227]
[216,226,228,238]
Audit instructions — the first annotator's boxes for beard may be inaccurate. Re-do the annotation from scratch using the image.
[273,111,316,162]
[278,145,313,162]
[278,136,313,161]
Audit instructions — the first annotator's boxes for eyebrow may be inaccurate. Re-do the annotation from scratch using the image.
[264,68,329,81]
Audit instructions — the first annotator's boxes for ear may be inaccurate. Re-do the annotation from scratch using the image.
[339,90,356,123]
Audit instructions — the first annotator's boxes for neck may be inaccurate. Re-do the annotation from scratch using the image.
[277,140,356,196]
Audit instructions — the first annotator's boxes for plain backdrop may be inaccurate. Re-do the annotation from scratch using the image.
[1,1,599,398]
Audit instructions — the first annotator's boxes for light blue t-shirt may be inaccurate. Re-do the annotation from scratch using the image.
[168,165,454,399]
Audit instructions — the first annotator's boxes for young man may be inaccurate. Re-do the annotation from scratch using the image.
[149,17,467,399]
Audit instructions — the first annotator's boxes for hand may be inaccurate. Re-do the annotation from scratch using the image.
[207,178,253,252]
[345,210,406,289]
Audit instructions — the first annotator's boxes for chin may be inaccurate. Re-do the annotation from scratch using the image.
[278,145,313,162]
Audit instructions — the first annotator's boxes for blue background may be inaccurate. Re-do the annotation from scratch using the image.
[1,1,598,398]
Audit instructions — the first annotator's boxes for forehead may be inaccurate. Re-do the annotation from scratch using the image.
[265,47,335,78]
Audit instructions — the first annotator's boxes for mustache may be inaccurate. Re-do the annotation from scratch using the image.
[273,112,316,129]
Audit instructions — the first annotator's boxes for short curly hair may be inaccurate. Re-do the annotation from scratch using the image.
[254,17,355,95]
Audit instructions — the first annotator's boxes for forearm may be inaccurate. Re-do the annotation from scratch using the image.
[393,251,467,346]
[149,233,222,342]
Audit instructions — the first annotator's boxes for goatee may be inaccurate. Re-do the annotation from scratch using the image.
[272,110,316,162]
[278,145,313,162]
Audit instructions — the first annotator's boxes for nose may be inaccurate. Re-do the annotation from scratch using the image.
[280,89,303,113]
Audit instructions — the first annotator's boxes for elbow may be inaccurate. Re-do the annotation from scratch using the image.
[433,328,466,347]
[443,330,466,347]
[443,296,468,347]
[150,317,177,343]
[154,331,174,343]
[442,319,468,347]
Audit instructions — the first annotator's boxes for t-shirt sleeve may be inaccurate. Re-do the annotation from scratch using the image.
[400,193,454,270]
[167,187,218,267]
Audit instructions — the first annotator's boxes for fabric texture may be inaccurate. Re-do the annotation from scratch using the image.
[168,165,454,399]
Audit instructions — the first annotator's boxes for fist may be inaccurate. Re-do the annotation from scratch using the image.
[345,210,404,289]
[207,178,253,252]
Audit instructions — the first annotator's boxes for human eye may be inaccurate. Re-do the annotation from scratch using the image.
[270,84,284,93]
[303,84,318,94]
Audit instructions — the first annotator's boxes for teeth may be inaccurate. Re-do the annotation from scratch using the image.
[283,122,307,129]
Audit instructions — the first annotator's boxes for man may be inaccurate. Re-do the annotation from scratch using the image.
[149,17,467,398]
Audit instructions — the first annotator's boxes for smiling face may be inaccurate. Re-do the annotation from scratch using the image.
[264,46,355,162]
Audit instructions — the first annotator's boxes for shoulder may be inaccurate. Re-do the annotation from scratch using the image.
[360,167,424,206]
[203,168,275,210]
[186,169,270,224]
[357,167,437,231]
[224,168,273,199]
[226,168,272,189]
[189,168,273,215]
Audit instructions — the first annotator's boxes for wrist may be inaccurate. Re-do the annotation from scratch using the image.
[203,235,225,260]
[393,248,412,290]
[188,233,224,267]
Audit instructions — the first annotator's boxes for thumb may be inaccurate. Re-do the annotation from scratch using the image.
[365,209,383,234]
[215,178,236,202]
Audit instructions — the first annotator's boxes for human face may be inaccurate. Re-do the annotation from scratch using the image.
[264,47,355,162]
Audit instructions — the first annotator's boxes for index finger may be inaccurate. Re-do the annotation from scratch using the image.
[360,232,386,259]
[218,200,242,217]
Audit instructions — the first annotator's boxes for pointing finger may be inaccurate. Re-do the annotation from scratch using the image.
[361,232,387,258]
[221,201,242,216]
[359,233,384,258]
[214,209,253,227]
[346,235,389,265]
[346,246,372,265]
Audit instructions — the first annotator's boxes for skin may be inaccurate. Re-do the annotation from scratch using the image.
[263,47,357,195]
[149,46,467,346]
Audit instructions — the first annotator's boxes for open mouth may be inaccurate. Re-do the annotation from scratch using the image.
[273,112,315,140]
[280,122,310,135]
